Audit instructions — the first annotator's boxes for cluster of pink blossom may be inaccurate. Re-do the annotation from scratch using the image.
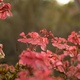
[16,29,80,80]
[0,0,12,19]
[0,1,80,80]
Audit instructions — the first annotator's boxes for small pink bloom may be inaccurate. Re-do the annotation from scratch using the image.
[64,46,77,57]
[28,32,39,38]
[0,2,12,19]
[52,37,68,49]
[9,65,15,71]
[20,32,26,37]
[68,31,80,45]
[39,37,48,50]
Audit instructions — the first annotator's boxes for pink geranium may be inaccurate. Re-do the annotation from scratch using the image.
[17,30,80,80]
[0,1,12,19]
[1,1,80,79]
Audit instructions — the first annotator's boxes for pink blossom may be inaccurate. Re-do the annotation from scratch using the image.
[52,37,68,49]
[0,2,12,19]
[28,32,39,38]
[19,49,50,69]
[17,70,28,80]
[17,30,80,80]
[9,65,15,71]
[64,46,77,57]
[19,32,26,38]
[18,32,48,50]
[68,31,80,45]
[38,37,48,50]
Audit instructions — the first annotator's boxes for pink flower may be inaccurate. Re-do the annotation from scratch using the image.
[38,37,48,50]
[64,46,77,57]
[0,64,9,70]
[17,70,29,80]
[28,32,39,39]
[9,65,15,71]
[18,31,48,50]
[68,31,80,45]
[52,37,68,49]
[55,60,65,73]
[17,30,80,80]
[20,32,26,38]
[0,2,12,19]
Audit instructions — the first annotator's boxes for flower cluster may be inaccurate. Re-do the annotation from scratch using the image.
[16,29,80,80]
[0,0,12,19]
[0,1,80,80]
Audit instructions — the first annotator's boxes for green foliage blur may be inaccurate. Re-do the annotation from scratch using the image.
[0,0,80,65]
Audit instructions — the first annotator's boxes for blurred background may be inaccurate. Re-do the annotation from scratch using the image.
[0,0,80,65]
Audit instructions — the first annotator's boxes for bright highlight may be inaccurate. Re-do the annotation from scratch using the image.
[56,0,71,5]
